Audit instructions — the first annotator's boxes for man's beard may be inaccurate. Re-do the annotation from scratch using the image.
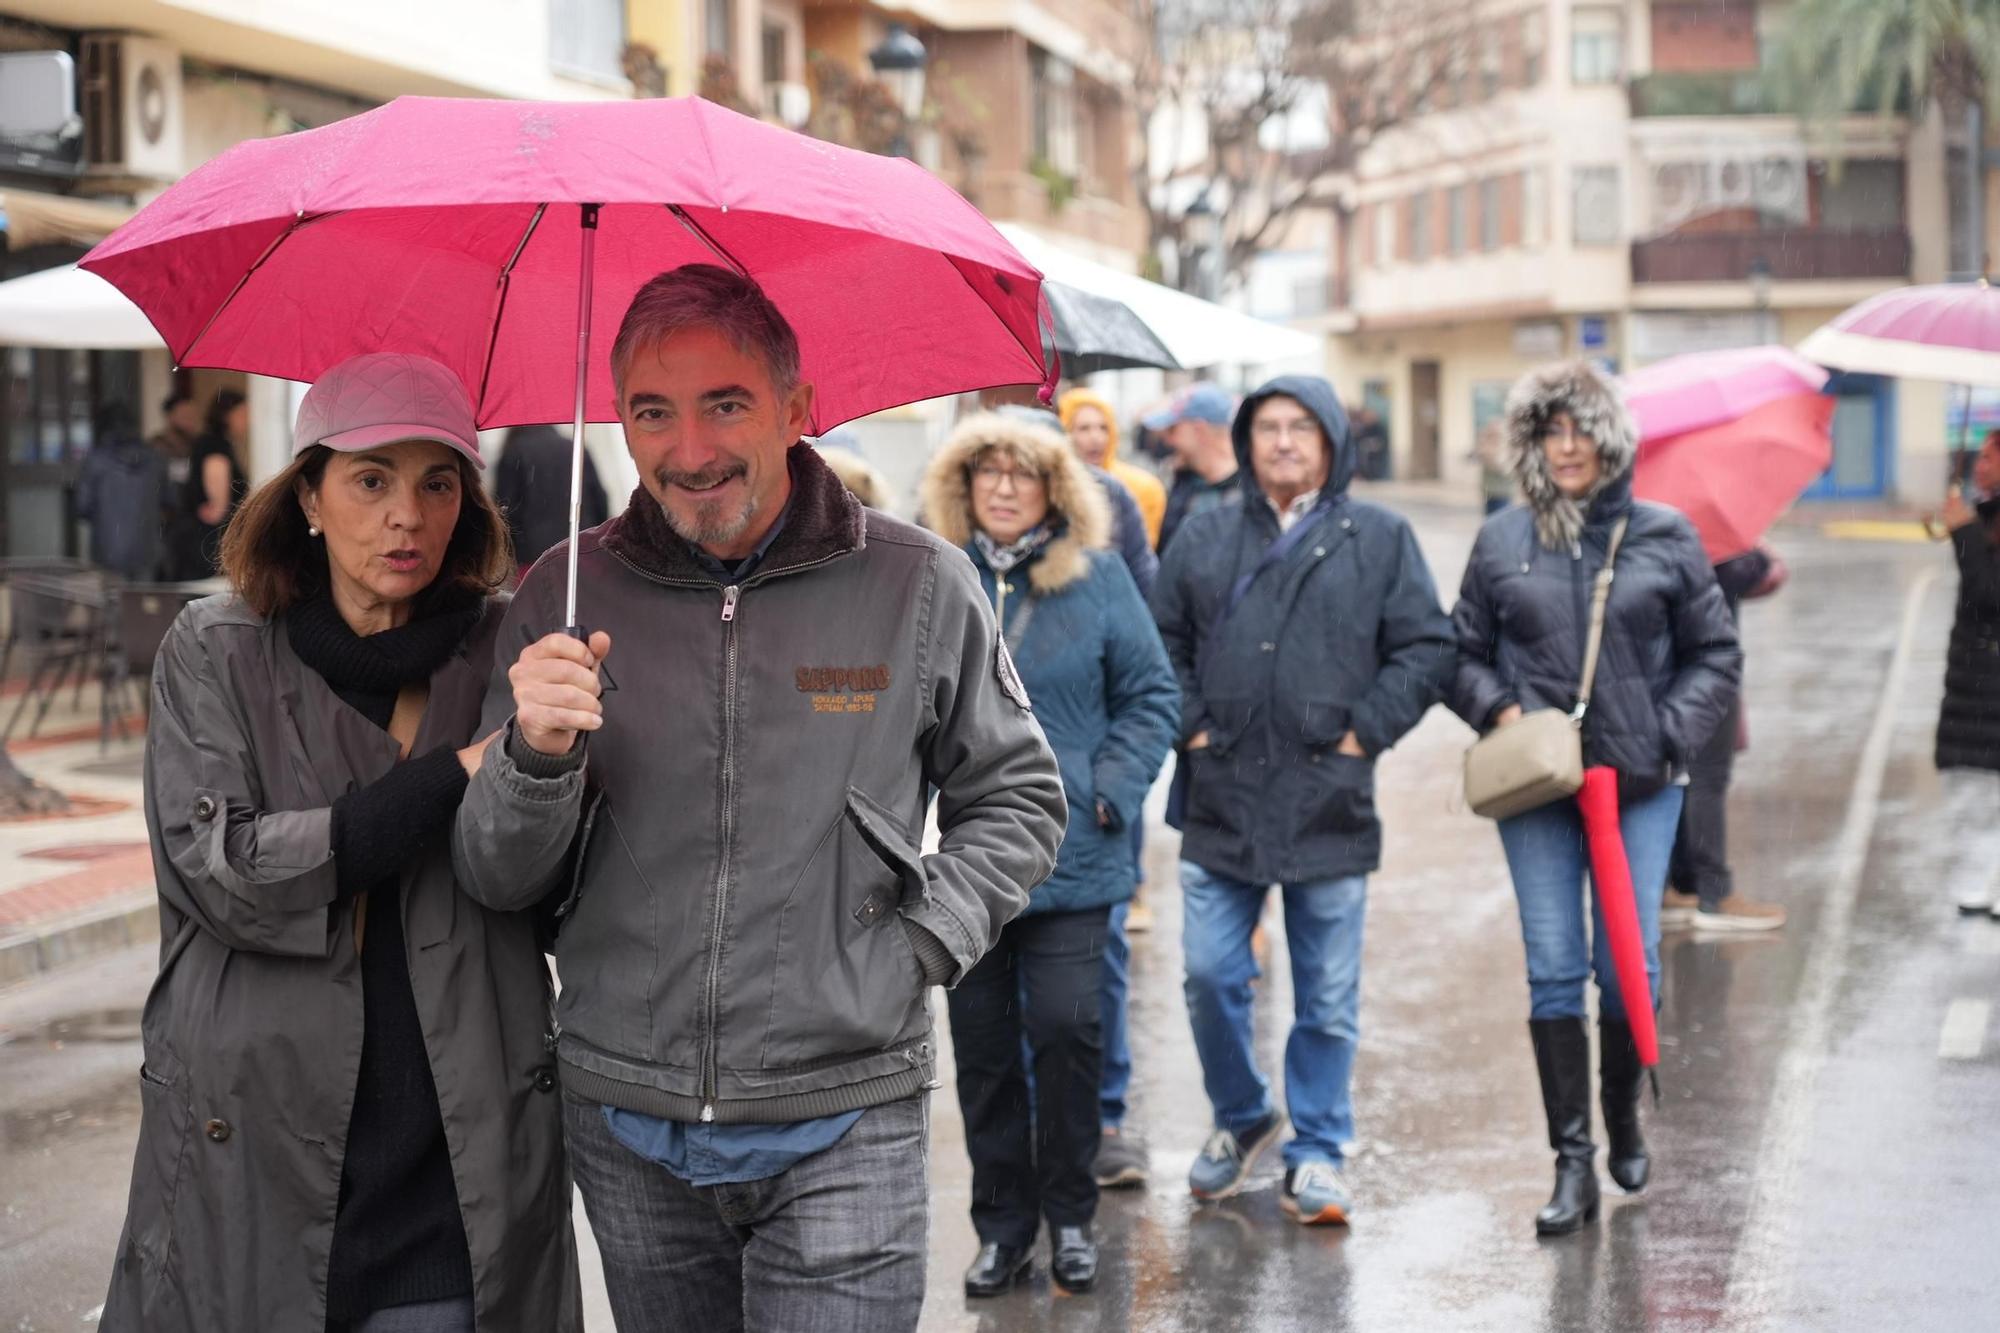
[655,462,757,549]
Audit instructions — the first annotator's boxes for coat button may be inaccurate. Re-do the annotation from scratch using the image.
[192,795,216,821]
[1340,518,1353,530]
[1314,547,1326,557]
[1260,642,1275,652]
[204,1118,231,1142]
[533,1069,556,1093]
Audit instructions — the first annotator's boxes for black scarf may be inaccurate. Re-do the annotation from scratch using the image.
[286,591,480,695]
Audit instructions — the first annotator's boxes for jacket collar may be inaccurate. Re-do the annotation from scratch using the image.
[601,443,867,586]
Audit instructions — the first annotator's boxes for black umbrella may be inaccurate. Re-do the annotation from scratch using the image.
[1043,281,1181,377]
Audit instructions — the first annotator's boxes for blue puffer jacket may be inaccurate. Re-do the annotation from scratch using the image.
[924,413,1180,916]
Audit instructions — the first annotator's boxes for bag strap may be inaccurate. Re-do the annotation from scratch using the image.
[1572,517,1629,722]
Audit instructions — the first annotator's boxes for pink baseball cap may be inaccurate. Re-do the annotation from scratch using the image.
[293,353,483,469]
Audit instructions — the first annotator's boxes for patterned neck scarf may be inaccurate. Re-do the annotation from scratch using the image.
[973,524,1053,576]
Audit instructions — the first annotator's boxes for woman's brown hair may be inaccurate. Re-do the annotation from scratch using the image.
[218,446,513,619]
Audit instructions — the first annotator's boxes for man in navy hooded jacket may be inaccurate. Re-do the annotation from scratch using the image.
[1151,375,1453,1225]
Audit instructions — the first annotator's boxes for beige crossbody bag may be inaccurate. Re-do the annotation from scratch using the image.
[1463,517,1628,821]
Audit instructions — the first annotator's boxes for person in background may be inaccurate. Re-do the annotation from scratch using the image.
[493,424,610,577]
[168,388,250,580]
[149,388,200,485]
[814,442,893,512]
[77,401,168,581]
[1661,544,1790,932]
[1451,360,1740,1237]
[1476,418,1514,515]
[1153,374,1454,1227]
[997,406,1156,598]
[1351,404,1390,483]
[1149,383,1241,555]
[922,411,1177,1297]
[1935,429,2000,918]
[1061,388,1166,549]
[101,352,578,1332]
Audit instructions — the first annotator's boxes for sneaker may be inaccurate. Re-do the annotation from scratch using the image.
[1280,1161,1352,1226]
[1693,895,1787,932]
[1094,1127,1150,1188]
[1659,889,1700,930]
[1959,890,1995,915]
[1188,1111,1285,1200]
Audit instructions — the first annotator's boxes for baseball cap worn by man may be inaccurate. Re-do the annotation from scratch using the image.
[1142,382,1234,433]
[292,352,485,468]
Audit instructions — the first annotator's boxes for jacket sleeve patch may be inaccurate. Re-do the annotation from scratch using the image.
[996,641,1032,711]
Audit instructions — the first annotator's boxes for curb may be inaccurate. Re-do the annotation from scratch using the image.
[0,892,158,989]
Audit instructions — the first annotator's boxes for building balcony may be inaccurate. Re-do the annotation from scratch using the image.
[1631,229,1911,284]
[1629,72,1909,119]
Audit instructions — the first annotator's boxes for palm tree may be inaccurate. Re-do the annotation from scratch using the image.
[1775,0,2000,127]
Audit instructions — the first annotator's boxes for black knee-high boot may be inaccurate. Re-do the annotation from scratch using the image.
[1599,1018,1649,1193]
[1528,1018,1600,1236]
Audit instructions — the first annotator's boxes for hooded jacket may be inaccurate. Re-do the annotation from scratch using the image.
[1937,511,2000,772]
[1451,360,1743,793]
[1151,375,1455,885]
[923,414,1179,916]
[1060,388,1168,548]
[495,426,610,568]
[103,596,579,1333]
[452,445,1066,1124]
[77,431,168,580]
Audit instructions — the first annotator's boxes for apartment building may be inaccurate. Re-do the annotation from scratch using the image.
[1334,0,1972,503]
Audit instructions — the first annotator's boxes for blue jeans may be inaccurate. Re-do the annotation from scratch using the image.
[1099,900,1132,1127]
[1497,785,1686,1021]
[1180,861,1367,1170]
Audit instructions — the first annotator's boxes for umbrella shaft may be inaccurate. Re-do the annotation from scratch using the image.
[566,204,600,631]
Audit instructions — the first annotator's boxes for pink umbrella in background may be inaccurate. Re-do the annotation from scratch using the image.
[1624,347,1835,563]
[83,95,1057,628]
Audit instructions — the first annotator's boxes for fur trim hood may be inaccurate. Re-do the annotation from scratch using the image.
[921,411,1112,593]
[1506,359,1638,550]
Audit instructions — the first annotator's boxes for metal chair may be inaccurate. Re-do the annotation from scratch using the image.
[100,584,201,748]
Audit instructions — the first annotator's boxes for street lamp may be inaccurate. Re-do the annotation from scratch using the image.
[1747,255,1773,343]
[1185,189,1220,300]
[868,23,928,159]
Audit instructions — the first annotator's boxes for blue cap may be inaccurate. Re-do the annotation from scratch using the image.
[1143,382,1235,432]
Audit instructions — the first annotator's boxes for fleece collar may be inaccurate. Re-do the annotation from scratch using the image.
[601,443,867,586]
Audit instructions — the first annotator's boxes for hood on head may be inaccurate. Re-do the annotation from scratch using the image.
[921,411,1112,593]
[1505,359,1637,550]
[1058,387,1121,465]
[1232,375,1354,500]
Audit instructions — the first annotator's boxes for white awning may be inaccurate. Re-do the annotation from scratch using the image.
[0,263,163,350]
[995,223,1321,373]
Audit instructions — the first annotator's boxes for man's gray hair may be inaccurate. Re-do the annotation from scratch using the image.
[611,264,802,399]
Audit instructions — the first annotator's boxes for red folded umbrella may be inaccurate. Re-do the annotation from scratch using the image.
[1576,768,1659,1086]
[1633,391,1834,563]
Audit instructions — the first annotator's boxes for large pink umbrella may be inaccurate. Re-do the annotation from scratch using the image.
[1798,280,2000,390]
[1622,345,1829,441]
[83,95,1056,626]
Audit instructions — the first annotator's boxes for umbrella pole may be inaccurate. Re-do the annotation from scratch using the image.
[565,203,601,634]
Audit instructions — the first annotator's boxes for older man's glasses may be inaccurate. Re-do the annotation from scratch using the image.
[971,461,1045,491]
[1251,418,1321,443]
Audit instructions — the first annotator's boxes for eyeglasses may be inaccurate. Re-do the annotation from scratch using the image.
[971,462,1046,490]
[1251,418,1321,443]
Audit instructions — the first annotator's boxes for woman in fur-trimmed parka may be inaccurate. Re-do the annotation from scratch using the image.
[1450,360,1740,1237]
[921,412,1178,1298]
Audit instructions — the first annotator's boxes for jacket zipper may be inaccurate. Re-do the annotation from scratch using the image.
[995,575,1012,634]
[700,582,742,1121]
[597,543,853,1121]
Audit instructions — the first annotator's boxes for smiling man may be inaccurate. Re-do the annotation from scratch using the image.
[452,264,1065,1330]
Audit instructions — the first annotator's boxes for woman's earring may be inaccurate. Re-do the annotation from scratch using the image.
[307,522,321,537]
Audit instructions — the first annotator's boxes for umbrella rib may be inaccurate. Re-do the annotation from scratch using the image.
[666,205,750,278]
[180,210,339,369]
[475,202,548,415]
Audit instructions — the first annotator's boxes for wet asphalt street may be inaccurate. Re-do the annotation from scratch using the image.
[4,500,1997,1332]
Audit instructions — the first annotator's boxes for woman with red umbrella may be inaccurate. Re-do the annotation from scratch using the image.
[1450,360,1741,1236]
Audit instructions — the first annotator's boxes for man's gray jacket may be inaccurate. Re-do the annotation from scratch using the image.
[454,445,1065,1124]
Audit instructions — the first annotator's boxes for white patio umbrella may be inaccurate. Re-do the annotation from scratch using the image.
[995,223,1320,372]
[0,263,163,349]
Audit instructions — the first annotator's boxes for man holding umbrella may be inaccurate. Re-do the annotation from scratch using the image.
[453,264,1066,1328]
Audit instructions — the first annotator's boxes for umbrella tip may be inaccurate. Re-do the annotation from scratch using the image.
[1648,1067,1662,1108]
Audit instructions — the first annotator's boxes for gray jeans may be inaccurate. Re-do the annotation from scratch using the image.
[564,1092,930,1333]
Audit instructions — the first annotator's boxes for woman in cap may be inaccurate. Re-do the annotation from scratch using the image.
[102,353,581,1332]
[921,411,1178,1297]
[1450,359,1740,1236]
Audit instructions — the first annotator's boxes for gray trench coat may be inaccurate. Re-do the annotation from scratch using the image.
[101,594,579,1333]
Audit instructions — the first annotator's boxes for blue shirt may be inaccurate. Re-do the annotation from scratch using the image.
[613,491,864,1184]
[604,1107,863,1187]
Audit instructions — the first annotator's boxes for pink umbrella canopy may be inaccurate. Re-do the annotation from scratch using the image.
[1622,345,1829,442]
[81,95,1055,432]
[1798,280,2000,389]
[1634,392,1834,563]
